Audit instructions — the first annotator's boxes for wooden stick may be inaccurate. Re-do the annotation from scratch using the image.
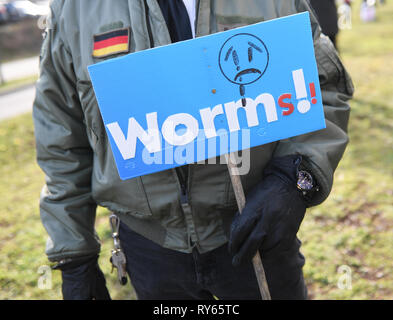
[225,153,271,300]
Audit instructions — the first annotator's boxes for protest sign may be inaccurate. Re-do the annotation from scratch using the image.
[88,12,325,180]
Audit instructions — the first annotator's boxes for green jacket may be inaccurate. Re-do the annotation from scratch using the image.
[33,0,354,262]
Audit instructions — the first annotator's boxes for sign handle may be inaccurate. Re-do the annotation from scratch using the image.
[225,154,272,300]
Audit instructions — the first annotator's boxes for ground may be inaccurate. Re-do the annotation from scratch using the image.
[0,0,392,299]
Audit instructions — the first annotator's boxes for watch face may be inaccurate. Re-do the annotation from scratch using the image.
[297,170,314,191]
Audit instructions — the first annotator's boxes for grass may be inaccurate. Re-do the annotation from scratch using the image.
[0,114,134,299]
[0,75,38,95]
[299,0,393,299]
[0,0,392,300]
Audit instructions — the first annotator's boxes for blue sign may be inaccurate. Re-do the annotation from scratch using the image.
[88,12,326,180]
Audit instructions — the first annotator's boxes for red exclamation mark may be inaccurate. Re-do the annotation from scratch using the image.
[309,83,317,105]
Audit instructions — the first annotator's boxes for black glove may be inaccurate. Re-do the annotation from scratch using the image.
[58,255,111,300]
[229,155,307,267]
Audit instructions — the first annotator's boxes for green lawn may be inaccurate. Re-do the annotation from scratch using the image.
[0,1,392,300]
[0,75,38,95]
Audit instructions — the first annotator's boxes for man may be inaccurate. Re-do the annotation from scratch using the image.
[33,0,353,300]
[309,0,339,48]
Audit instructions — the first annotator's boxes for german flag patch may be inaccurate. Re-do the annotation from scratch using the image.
[93,28,130,58]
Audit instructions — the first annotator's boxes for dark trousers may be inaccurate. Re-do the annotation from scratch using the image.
[119,222,308,300]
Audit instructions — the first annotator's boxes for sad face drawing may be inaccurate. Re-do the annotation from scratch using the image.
[219,33,269,106]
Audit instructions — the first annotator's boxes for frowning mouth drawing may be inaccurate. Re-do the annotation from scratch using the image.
[234,68,262,82]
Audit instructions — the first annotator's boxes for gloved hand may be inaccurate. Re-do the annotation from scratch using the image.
[59,255,111,300]
[229,155,307,267]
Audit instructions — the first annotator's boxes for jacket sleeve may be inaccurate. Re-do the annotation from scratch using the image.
[272,0,355,207]
[33,3,100,262]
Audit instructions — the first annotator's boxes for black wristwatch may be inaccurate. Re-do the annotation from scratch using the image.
[296,169,319,201]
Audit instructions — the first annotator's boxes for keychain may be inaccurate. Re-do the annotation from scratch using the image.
[109,214,128,286]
